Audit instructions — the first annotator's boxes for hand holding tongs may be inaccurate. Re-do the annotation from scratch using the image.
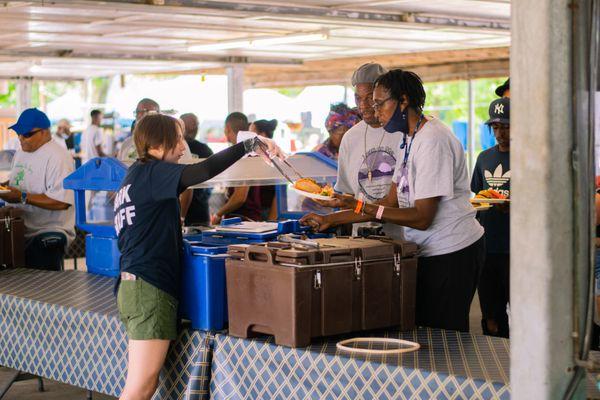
[255,139,304,185]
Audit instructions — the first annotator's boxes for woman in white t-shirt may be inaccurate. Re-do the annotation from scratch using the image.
[301,69,484,332]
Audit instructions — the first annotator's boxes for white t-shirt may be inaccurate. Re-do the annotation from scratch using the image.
[52,134,68,150]
[334,120,403,238]
[9,140,75,244]
[392,118,483,257]
[81,124,104,163]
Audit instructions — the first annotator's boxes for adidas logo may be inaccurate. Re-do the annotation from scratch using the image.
[484,164,510,188]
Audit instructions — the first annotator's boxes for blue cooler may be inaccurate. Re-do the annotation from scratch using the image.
[181,241,229,331]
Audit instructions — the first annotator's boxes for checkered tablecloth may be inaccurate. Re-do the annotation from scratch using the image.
[210,329,510,399]
[0,268,212,399]
[0,268,511,400]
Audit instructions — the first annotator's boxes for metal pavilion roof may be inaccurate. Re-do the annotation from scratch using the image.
[0,0,510,80]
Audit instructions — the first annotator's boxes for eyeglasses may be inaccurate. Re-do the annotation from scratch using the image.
[372,97,395,112]
[20,128,43,139]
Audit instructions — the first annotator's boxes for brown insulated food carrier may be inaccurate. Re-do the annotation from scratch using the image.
[225,237,418,347]
[0,207,25,269]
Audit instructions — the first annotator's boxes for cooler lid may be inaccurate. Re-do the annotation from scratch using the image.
[214,220,279,234]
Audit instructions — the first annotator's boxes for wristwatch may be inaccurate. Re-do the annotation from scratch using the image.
[20,191,27,205]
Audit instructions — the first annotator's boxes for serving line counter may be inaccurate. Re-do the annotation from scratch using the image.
[0,268,510,399]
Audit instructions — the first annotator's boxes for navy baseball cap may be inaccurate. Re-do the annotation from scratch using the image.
[9,108,51,135]
[485,97,510,125]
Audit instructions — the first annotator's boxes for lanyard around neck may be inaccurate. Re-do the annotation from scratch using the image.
[402,114,424,167]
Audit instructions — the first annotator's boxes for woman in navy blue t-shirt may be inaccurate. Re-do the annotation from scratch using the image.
[115,113,282,400]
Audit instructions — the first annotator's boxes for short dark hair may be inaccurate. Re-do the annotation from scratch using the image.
[134,114,180,161]
[90,109,102,118]
[252,119,277,139]
[374,69,426,113]
[225,112,249,134]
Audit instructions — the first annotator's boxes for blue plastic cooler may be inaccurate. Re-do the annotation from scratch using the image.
[181,241,229,331]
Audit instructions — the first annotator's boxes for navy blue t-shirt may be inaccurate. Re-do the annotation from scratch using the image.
[115,159,187,298]
[471,145,510,254]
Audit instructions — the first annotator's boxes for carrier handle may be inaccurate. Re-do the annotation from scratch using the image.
[245,245,275,265]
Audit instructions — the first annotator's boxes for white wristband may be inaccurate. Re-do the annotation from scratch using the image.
[375,205,385,220]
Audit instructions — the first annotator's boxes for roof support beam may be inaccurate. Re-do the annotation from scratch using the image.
[0,49,303,66]
[244,58,509,88]
[29,0,510,31]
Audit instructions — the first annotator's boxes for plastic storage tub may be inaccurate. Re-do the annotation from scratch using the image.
[180,240,230,331]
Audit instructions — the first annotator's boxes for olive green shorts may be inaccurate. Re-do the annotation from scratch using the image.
[117,278,178,341]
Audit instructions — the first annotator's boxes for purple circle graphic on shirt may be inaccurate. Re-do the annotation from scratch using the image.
[357,148,397,201]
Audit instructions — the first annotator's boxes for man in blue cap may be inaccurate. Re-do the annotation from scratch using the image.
[1,108,75,270]
[471,97,511,337]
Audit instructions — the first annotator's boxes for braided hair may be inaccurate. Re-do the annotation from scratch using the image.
[374,69,426,113]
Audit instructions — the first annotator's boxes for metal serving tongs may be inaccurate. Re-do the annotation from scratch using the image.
[277,234,320,249]
[255,139,304,184]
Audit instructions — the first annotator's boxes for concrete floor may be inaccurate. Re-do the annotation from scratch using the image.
[0,368,116,400]
[0,259,485,399]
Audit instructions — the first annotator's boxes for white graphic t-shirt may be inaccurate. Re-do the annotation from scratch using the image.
[392,118,483,257]
[334,120,403,237]
[9,140,75,244]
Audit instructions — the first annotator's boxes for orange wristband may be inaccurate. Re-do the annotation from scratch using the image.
[354,200,364,214]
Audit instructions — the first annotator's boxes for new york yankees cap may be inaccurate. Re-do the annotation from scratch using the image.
[485,97,510,125]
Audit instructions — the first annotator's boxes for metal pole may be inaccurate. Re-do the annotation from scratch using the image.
[227,66,244,114]
[511,0,576,398]
[467,79,475,172]
[15,77,32,113]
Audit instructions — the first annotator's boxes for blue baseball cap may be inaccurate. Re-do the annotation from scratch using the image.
[9,108,51,135]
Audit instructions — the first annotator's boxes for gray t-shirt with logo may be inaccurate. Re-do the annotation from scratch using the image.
[334,120,403,238]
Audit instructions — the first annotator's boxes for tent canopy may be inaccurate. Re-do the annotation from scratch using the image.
[0,0,509,84]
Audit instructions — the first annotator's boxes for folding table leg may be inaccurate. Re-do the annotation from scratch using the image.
[0,370,43,399]
[0,369,20,399]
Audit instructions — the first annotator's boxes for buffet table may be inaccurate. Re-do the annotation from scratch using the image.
[0,269,510,399]
[0,269,212,399]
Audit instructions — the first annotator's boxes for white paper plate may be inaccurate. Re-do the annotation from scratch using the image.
[293,187,333,201]
[0,189,10,194]
[470,197,509,204]
[472,203,492,211]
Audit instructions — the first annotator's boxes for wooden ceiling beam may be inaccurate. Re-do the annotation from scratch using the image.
[244,58,509,87]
